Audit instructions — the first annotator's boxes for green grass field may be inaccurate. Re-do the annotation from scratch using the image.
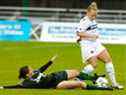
[0,42,125,95]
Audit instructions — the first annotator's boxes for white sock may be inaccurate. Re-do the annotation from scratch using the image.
[82,64,94,74]
[105,62,117,86]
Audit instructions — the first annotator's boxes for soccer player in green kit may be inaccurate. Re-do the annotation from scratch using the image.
[0,55,112,90]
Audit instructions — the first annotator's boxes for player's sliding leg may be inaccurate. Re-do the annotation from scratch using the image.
[66,69,105,82]
[77,72,105,82]
[56,80,113,90]
[66,69,90,80]
[98,49,123,89]
[64,69,98,80]
[56,80,86,89]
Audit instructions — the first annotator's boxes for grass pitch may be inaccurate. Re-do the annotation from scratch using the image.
[0,42,125,95]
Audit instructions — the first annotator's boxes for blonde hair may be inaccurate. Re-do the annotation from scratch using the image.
[87,2,98,12]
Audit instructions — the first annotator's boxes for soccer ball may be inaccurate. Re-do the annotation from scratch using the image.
[96,77,108,87]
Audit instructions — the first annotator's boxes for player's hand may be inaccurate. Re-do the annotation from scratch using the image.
[77,38,81,43]
[90,34,99,41]
[50,54,58,61]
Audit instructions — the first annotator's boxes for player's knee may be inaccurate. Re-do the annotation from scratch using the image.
[87,57,98,68]
[104,58,112,63]
[91,63,97,68]
[66,69,80,79]
[72,69,80,75]
[67,69,79,75]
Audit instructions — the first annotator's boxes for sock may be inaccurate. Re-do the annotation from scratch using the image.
[82,64,94,74]
[86,85,113,90]
[77,72,95,80]
[105,62,117,86]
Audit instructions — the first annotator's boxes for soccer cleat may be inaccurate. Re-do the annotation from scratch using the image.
[94,73,106,78]
[93,73,106,84]
[112,83,124,90]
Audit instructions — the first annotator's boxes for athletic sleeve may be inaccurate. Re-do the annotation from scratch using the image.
[38,60,53,73]
[3,84,23,89]
[76,18,89,33]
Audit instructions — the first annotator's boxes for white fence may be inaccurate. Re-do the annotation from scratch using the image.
[0,6,126,24]
[31,21,126,44]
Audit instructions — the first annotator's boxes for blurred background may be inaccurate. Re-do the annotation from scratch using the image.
[1,0,126,22]
[0,0,126,23]
[0,0,126,42]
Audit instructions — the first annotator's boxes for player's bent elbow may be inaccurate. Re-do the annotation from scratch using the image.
[76,32,80,36]
[76,32,83,37]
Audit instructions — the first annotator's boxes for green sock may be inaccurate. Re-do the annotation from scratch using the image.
[77,72,95,80]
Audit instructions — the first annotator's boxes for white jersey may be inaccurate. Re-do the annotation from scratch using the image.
[76,16,100,46]
[76,16,105,62]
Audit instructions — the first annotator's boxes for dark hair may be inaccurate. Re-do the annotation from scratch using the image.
[18,66,29,79]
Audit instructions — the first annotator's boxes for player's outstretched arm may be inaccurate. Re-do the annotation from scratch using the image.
[0,84,23,89]
[38,55,58,73]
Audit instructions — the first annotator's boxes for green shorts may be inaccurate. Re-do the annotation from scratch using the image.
[44,70,68,88]
[53,70,68,83]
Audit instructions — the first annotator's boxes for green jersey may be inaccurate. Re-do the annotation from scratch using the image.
[22,70,68,88]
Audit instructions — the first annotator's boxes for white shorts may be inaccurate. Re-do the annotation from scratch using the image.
[80,42,106,63]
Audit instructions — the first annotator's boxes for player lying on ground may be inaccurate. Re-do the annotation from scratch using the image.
[0,55,112,90]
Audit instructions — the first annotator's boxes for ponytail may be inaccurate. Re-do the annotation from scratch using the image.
[87,2,98,12]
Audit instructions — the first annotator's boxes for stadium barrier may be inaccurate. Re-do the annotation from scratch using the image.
[39,22,126,44]
[40,22,77,42]
[0,19,32,41]
[0,7,126,24]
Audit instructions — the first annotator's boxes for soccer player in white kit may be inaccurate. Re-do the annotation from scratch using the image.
[76,2,123,89]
